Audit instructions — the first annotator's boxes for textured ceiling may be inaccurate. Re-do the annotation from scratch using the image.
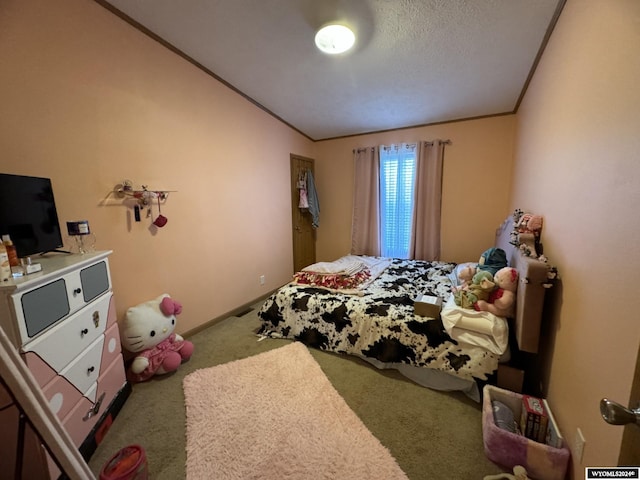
[99,0,564,141]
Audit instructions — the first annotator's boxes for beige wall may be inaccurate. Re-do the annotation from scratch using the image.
[0,0,314,333]
[512,0,640,475]
[313,115,516,264]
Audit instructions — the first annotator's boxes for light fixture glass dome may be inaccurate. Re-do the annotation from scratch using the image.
[314,24,355,54]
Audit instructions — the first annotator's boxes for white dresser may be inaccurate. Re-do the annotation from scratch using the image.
[0,251,130,478]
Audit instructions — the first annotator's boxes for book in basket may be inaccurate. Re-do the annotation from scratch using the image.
[520,395,549,443]
[543,399,563,448]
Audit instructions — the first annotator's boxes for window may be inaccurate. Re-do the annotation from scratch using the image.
[379,144,417,258]
[352,140,445,260]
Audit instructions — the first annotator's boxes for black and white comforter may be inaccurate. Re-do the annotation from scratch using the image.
[257,258,500,381]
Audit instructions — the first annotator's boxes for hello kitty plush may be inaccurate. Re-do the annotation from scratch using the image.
[120,294,194,382]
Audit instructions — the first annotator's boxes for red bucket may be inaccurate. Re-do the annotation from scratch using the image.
[99,445,148,480]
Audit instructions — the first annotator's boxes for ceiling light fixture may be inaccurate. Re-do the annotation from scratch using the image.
[314,24,355,54]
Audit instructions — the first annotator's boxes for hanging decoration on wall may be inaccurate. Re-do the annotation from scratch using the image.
[114,180,176,229]
[153,196,168,228]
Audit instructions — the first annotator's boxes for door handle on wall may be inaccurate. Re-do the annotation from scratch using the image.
[600,398,640,426]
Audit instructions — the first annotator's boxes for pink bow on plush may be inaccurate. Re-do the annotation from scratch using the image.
[160,296,183,316]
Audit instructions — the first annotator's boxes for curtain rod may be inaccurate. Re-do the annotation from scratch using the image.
[353,139,451,153]
[353,147,375,153]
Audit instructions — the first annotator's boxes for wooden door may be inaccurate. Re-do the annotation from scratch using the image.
[290,155,316,273]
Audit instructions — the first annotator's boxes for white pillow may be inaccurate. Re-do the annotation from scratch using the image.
[441,296,509,355]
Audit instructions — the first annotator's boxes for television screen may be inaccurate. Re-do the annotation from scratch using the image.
[0,173,64,258]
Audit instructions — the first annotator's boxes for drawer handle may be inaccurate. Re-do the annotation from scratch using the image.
[93,311,100,328]
[83,392,105,421]
[74,287,82,295]
[81,328,89,336]
[87,366,95,374]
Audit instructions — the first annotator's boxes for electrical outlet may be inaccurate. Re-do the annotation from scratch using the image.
[573,428,586,463]
[260,275,265,285]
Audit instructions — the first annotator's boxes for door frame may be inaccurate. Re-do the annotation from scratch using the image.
[290,154,316,273]
[617,340,640,465]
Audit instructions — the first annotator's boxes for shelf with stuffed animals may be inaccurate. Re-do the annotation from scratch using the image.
[450,209,559,311]
[509,208,559,288]
[444,208,560,394]
[449,209,559,314]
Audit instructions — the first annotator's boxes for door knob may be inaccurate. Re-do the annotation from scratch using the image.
[600,398,640,426]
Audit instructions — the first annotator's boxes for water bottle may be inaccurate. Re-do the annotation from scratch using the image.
[0,242,11,281]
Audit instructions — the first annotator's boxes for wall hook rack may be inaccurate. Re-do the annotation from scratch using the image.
[113,180,176,228]
[114,180,177,206]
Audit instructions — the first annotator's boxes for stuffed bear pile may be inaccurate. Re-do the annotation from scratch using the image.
[475,266,519,318]
[453,247,519,317]
[453,270,495,309]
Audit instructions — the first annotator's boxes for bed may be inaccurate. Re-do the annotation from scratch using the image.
[257,216,551,401]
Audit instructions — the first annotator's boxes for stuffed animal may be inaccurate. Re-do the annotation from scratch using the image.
[456,264,477,289]
[120,294,194,382]
[511,210,544,254]
[455,247,507,290]
[454,270,496,309]
[516,213,543,236]
[483,465,529,480]
[474,267,519,317]
[477,247,508,276]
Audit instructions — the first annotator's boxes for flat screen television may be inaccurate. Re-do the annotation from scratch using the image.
[0,173,64,258]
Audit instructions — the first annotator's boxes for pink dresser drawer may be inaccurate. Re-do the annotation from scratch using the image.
[61,354,126,447]
[22,351,57,388]
[101,322,123,368]
[41,374,83,422]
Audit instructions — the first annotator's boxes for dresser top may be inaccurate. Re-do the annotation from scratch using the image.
[0,251,113,293]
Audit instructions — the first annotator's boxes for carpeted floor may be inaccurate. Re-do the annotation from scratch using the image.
[87,301,506,479]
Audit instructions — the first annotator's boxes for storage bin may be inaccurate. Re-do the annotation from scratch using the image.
[99,444,148,480]
[482,385,570,480]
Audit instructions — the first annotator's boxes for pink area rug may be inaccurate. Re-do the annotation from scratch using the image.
[183,342,408,480]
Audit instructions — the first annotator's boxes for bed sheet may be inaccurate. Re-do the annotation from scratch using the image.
[441,296,509,355]
[258,258,502,382]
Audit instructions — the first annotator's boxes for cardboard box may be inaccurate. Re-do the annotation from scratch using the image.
[413,295,442,318]
[520,395,549,443]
